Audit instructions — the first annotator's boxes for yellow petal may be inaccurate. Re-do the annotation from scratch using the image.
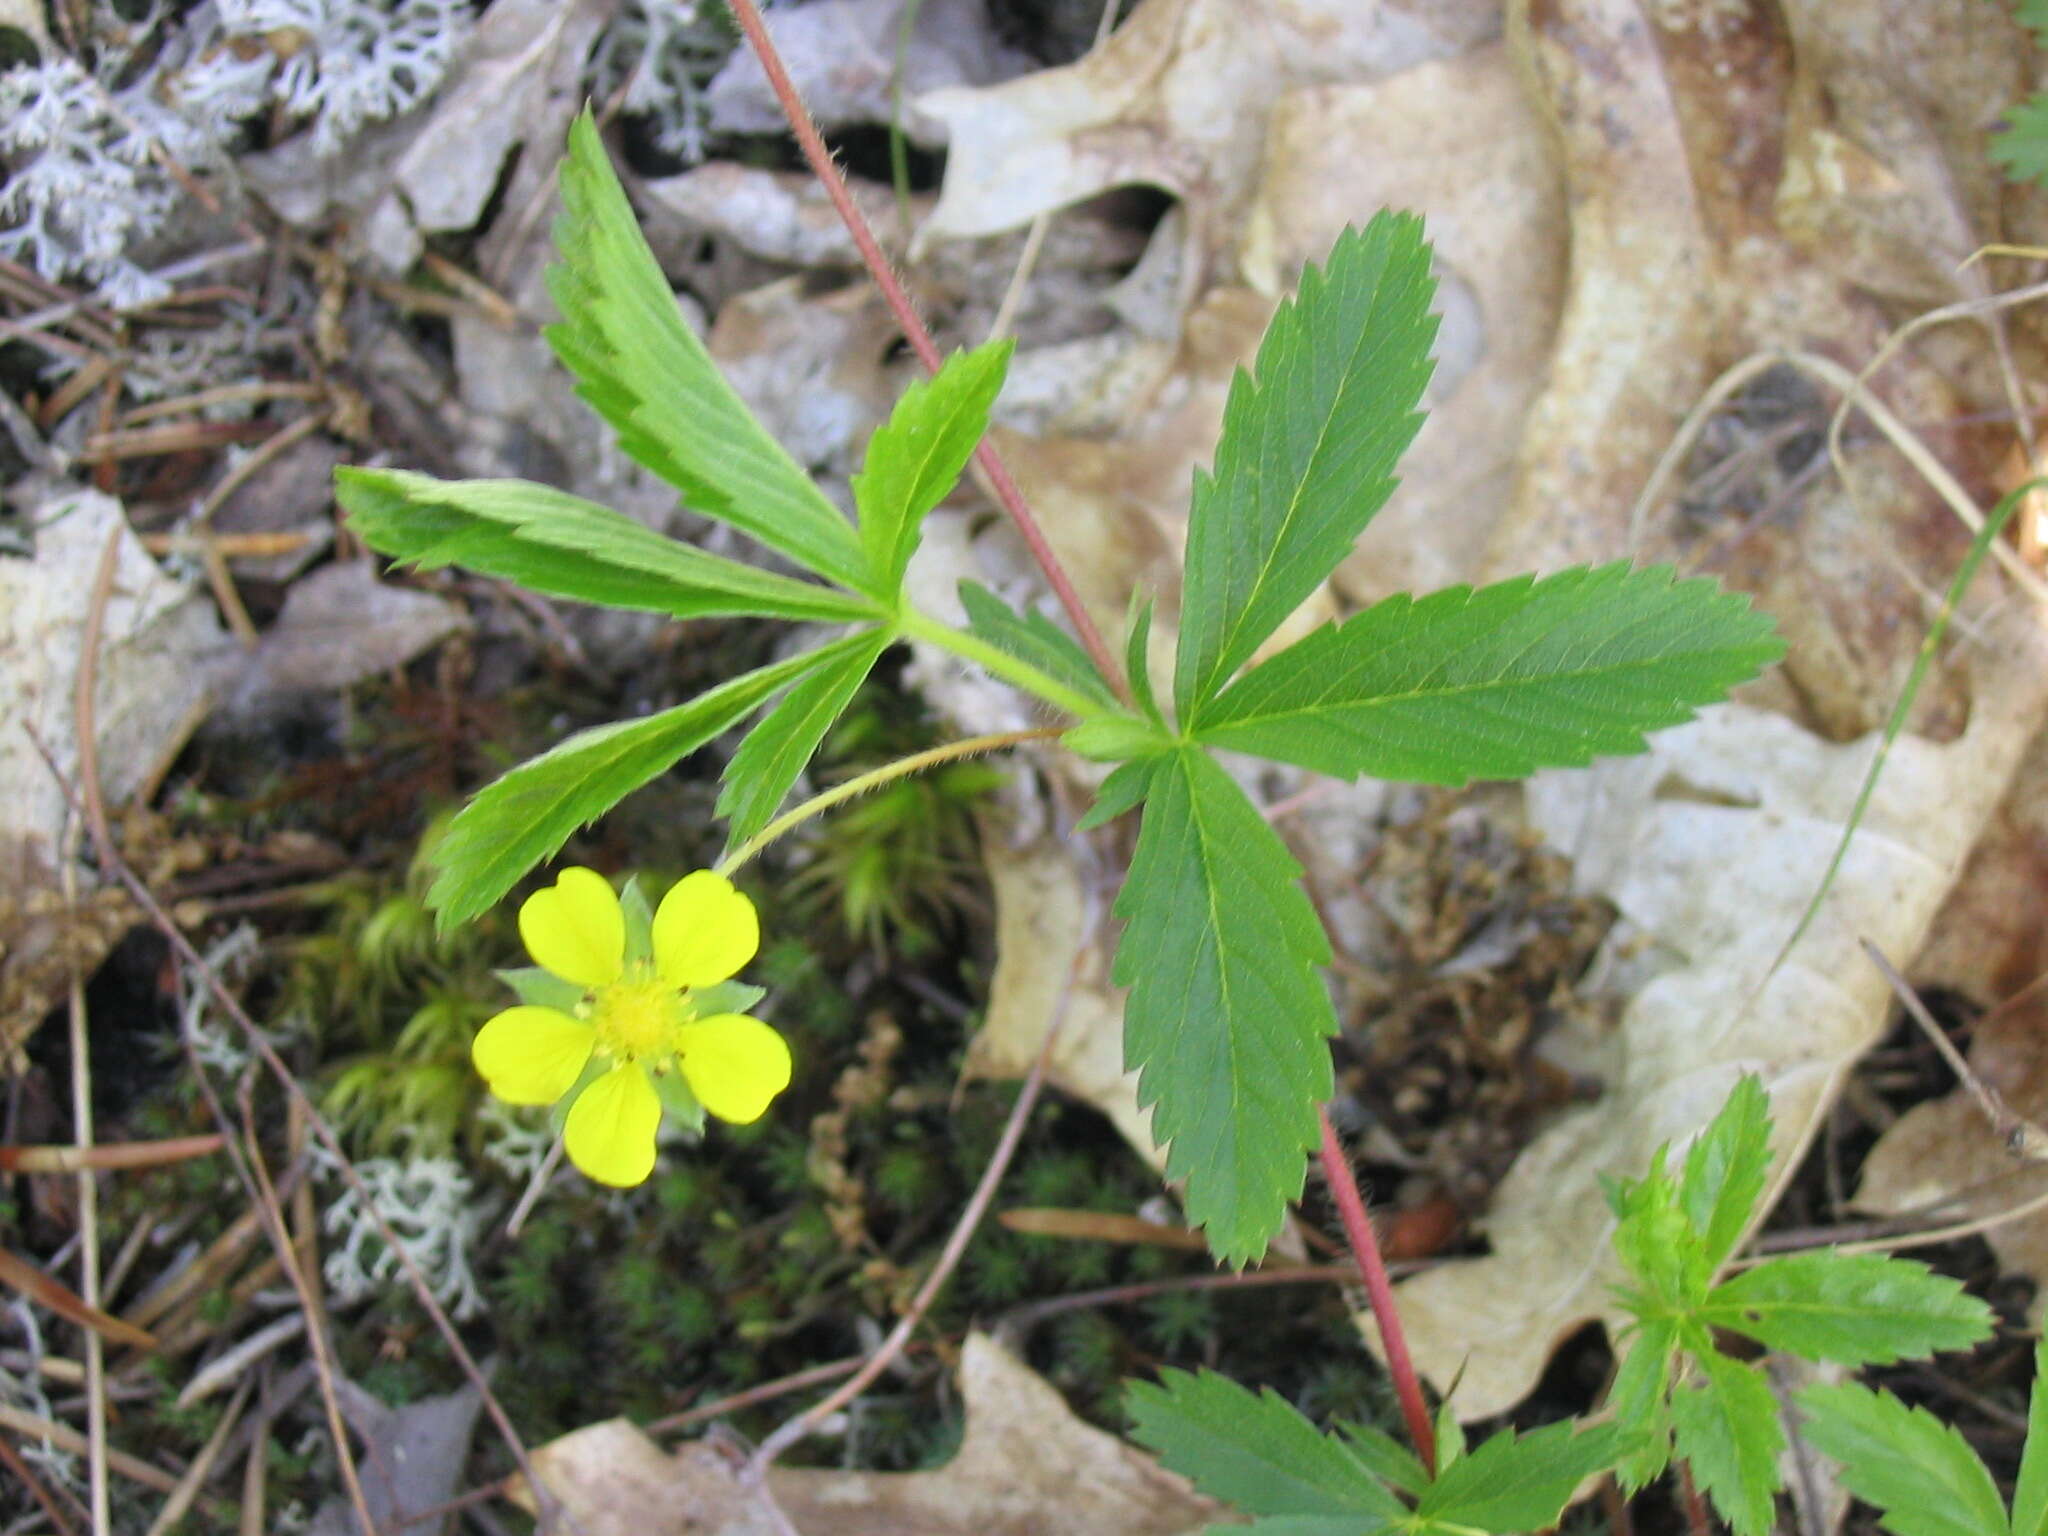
[519,868,624,990]
[472,1007,593,1105]
[563,1063,662,1187]
[651,871,759,988]
[678,1014,791,1125]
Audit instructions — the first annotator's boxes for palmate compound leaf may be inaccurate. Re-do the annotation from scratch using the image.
[1175,214,1438,727]
[548,111,866,588]
[1113,747,1335,1263]
[1192,562,1784,784]
[336,469,880,625]
[853,340,1013,602]
[1795,1380,2010,1536]
[425,634,880,927]
[1700,1251,1993,1365]
[716,628,893,847]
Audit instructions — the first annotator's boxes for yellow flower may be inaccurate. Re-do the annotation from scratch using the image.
[472,867,792,1186]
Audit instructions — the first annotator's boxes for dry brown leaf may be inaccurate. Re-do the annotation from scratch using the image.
[915,0,1501,272]
[1387,655,2048,1417]
[365,0,612,269]
[707,0,1036,145]
[0,489,224,1053]
[1855,995,2048,1320]
[1361,0,2048,1415]
[1915,719,2048,1003]
[223,559,463,714]
[512,1334,1221,1536]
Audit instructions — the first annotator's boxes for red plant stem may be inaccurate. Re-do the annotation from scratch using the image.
[1318,1105,1436,1476]
[724,0,1128,703]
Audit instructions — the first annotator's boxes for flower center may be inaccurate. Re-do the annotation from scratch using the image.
[590,976,686,1064]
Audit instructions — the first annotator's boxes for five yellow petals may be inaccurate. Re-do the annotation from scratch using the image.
[471,868,792,1186]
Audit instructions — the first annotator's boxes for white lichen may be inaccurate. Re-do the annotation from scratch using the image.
[319,1153,488,1321]
[587,0,800,163]
[0,0,470,294]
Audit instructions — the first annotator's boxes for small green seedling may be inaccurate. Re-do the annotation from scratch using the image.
[1605,1077,1995,1535]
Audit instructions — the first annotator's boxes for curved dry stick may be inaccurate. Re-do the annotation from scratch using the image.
[1628,347,2048,608]
[743,896,1089,1480]
[724,0,1128,704]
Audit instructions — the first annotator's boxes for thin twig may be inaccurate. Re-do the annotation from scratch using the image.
[744,938,1079,1478]
[68,532,121,1535]
[724,0,1127,701]
[1679,1459,1715,1536]
[31,732,550,1528]
[1317,1108,1436,1476]
[1863,939,2048,1161]
[236,1081,379,1536]
[0,1426,82,1536]
[998,1261,1377,1332]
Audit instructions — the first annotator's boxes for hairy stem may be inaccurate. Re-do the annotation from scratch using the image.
[1318,1106,1436,1476]
[725,0,1128,701]
[715,728,1062,878]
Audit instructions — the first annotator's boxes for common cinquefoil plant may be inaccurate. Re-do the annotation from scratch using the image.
[330,88,2042,1529]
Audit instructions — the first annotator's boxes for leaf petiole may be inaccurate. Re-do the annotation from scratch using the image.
[899,604,1123,723]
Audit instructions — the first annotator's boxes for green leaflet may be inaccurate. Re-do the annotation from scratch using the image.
[1113,747,1334,1263]
[547,111,865,587]
[854,342,1013,600]
[425,641,861,927]
[1680,1074,1772,1273]
[1796,1382,2009,1536]
[1993,94,2048,187]
[716,630,893,845]
[1672,1352,1783,1536]
[1701,1252,1992,1365]
[1125,1370,1405,1525]
[958,580,1118,712]
[337,469,879,624]
[1193,563,1784,784]
[1175,214,1437,726]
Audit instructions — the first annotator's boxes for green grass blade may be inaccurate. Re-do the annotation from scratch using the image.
[1765,479,2042,978]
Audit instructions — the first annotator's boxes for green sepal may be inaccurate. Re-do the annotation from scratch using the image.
[650,1069,708,1134]
[547,1054,613,1133]
[689,981,767,1017]
[620,876,654,972]
[495,967,587,1013]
